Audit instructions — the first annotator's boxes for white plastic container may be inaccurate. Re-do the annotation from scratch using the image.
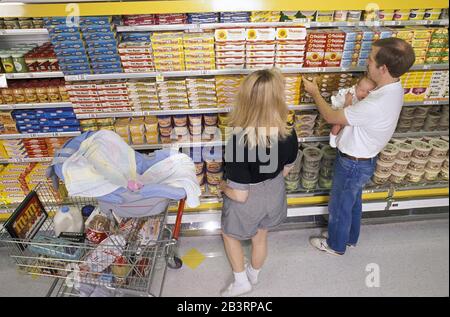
[54,206,84,237]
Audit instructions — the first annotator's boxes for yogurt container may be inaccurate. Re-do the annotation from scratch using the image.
[372,171,391,185]
[301,176,318,190]
[194,161,205,174]
[376,160,395,174]
[204,149,223,172]
[400,107,416,117]
[424,168,440,181]
[320,165,334,178]
[157,115,172,127]
[188,114,202,126]
[173,115,187,126]
[285,179,299,191]
[396,142,414,161]
[426,156,445,170]
[203,114,218,126]
[206,171,223,185]
[379,144,399,162]
[443,157,449,169]
[440,167,449,181]
[408,157,428,171]
[411,141,432,159]
[318,175,333,189]
[302,166,320,180]
[413,106,430,117]
[392,159,409,173]
[429,139,449,159]
[302,147,323,170]
[406,169,424,183]
[321,145,336,167]
[389,171,407,184]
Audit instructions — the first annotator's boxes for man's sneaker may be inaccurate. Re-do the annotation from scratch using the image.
[321,231,356,248]
[309,237,343,256]
[220,281,252,297]
[245,264,259,285]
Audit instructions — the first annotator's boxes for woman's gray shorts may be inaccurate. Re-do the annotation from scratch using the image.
[221,173,287,240]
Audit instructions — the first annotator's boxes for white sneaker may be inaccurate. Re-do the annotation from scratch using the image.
[321,231,356,248]
[309,237,343,256]
[245,264,259,285]
[220,281,252,297]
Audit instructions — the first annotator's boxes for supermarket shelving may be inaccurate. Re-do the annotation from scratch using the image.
[0,0,448,17]
[5,72,64,79]
[0,131,80,140]
[63,64,449,82]
[0,102,72,110]
[0,28,48,35]
[0,157,52,164]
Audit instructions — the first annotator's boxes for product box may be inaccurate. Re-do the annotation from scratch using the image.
[214,29,246,42]
[275,27,307,40]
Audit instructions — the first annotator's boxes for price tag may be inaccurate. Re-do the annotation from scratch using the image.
[156,73,164,82]
[424,100,439,105]
[422,65,430,70]
[0,30,6,35]
[0,74,7,88]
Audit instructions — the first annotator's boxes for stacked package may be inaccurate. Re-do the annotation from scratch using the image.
[0,139,26,159]
[219,12,250,23]
[187,12,219,24]
[12,107,79,133]
[301,73,358,103]
[119,32,155,73]
[396,105,448,133]
[314,115,333,137]
[246,27,276,69]
[426,70,449,100]
[250,11,281,22]
[186,78,217,108]
[127,80,159,111]
[152,32,185,71]
[284,75,302,105]
[215,28,246,69]
[401,71,432,102]
[155,14,188,25]
[67,81,132,114]
[0,163,31,204]
[45,17,90,75]
[79,117,114,132]
[425,27,448,65]
[122,15,156,26]
[25,163,49,191]
[215,75,244,108]
[294,111,318,138]
[183,33,216,70]
[156,79,189,109]
[81,16,122,74]
[305,29,346,67]
[22,137,68,158]
[275,26,307,68]
[0,111,19,134]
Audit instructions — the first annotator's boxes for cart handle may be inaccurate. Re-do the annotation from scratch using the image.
[172,198,185,241]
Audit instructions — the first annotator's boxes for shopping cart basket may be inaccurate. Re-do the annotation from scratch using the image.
[0,181,186,297]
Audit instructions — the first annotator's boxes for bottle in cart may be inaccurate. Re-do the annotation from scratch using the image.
[54,206,84,237]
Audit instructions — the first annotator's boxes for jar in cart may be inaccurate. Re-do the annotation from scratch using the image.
[24,83,38,103]
[36,83,49,103]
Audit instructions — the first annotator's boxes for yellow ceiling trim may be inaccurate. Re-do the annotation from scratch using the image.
[0,0,448,18]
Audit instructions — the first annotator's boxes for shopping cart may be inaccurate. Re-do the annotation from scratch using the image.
[0,181,186,297]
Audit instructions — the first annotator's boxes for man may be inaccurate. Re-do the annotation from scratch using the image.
[302,37,415,255]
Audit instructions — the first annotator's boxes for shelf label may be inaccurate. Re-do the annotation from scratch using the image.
[423,100,440,105]
[0,74,7,88]
[156,73,164,82]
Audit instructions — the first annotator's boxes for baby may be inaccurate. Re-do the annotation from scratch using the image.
[329,76,376,148]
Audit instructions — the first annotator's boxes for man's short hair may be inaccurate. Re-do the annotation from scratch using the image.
[372,38,416,78]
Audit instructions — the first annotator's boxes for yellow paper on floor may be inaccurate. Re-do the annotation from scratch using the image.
[181,248,206,270]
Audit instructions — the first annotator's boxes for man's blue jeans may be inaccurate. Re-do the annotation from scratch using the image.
[326,151,377,254]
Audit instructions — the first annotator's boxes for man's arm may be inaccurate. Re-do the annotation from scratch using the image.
[303,77,349,125]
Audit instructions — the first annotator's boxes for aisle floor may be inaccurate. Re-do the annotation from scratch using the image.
[0,218,448,297]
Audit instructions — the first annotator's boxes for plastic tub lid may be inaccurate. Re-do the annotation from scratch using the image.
[303,147,323,162]
[406,169,425,176]
[397,142,414,152]
[411,140,432,151]
[381,143,399,156]
[321,145,337,159]
[429,139,449,151]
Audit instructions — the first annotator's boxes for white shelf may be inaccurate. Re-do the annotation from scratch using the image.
[392,131,450,138]
[0,102,72,110]
[0,131,80,140]
[0,28,48,35]
[64,64,449,81]
[403,100,449,106]
[5,72,64,79]
[0,157,53,164]
[308,19,449,27]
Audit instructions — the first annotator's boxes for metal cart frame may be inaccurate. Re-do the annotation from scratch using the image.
[0,182,186,297]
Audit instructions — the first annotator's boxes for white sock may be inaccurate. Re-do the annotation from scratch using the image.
[233,270,249,285]
[246,264,260,283]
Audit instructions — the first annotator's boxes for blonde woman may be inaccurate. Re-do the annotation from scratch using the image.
[219,68,298,296]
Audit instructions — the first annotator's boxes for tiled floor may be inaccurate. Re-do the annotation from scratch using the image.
[0,218,448,297]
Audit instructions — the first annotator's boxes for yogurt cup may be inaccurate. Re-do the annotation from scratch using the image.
[389,171,407,184]
[376,160,395,174]
[174,115,187,126]
[159,126,172,137]
[408,157,428,171]
[320,165,334,178]
[411,141,432,159]
[398,115,414,126]
[321,145,337,167]
[203,114,218,126]
[426,156,445,170]
[392,159,409,173]
[372,171,391,185]
[157,115,172,127]
[318,175,333,189]
[400,107,416,117]
[301,176,318,190]
[396,142,414,160]
[206,171,223,185]
[413,106,430,117]
[440,167,449,181]
[194,161,205,174]
[424,168,440,181]
[429,139,449,159]
[188,114,202,126]
[285,179,299,191]
[302,147,323,170]
[443,157,449,169]
[406,169,425,183]
[379,144,399,162]
[302,166,320,180]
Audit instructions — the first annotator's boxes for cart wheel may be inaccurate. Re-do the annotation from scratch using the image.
[168,256,183,269]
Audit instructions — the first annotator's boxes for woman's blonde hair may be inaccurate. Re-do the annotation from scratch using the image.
[229,68,290,148]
